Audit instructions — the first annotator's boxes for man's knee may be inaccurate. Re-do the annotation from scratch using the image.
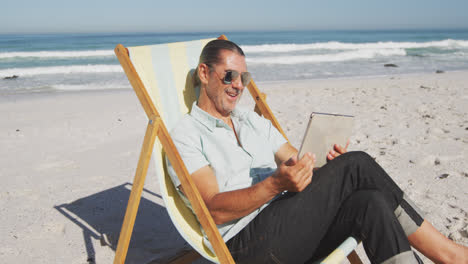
[344,150,373,160]
[336,151,374,166]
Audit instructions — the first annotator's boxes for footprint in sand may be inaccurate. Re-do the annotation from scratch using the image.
[447,209,468,241]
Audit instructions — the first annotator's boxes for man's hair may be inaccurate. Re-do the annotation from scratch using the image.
[193,39,245,87]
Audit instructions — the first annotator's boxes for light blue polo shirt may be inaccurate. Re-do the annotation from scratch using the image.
[167,102,287,249]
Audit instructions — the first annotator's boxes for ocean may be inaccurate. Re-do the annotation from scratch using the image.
[1,29,468,95]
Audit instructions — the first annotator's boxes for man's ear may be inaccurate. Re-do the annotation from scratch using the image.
[198,63,210,85]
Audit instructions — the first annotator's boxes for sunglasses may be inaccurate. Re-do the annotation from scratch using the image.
[208,65,252,87]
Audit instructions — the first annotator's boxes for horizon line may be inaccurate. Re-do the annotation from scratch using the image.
[1,27,468,36]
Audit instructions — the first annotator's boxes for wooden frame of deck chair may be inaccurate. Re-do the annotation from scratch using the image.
[113,35,364,264]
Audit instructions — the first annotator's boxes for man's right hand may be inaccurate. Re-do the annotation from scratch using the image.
[272,152,316,193]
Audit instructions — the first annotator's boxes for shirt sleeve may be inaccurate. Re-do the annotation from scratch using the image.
[247,111,288,154]
[267,119,288,153]
[166,124,209,188]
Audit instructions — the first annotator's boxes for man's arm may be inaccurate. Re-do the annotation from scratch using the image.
[180,150,315,225]
[182,165,279,225]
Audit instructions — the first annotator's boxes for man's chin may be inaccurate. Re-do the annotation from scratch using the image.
[219,95,241,115]
[219,105,236,116]
[223,98,238,108]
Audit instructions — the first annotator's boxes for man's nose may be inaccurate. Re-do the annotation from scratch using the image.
[231,75,245,89]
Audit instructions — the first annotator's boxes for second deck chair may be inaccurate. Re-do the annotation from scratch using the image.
[113,35,364,264]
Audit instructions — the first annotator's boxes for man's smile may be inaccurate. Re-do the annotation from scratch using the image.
[225,88,240,99]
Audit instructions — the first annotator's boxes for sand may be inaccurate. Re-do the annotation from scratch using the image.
[0,71,467,263]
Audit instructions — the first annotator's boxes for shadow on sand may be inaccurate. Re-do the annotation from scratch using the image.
[55,183,192,263]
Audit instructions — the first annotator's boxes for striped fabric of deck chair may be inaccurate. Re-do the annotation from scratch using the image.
[113,35,364,264]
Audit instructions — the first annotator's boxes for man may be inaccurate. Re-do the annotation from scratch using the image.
[168,39,468,263]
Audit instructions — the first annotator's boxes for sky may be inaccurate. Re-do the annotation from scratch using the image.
[2,0,468,34]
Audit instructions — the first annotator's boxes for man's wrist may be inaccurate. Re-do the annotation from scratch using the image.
[266,172,283,195]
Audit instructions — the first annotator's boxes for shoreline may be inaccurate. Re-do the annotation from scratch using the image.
[2,69,468,98]
[0,87,133,102]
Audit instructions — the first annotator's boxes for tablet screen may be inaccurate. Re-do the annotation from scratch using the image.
[298,112,354,167]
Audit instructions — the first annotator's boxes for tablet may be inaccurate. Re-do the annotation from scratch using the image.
[297,112,354,167]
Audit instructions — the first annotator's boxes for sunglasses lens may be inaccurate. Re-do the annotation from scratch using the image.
[222,71,251,86]
[223,71,233,84]
[241,72,252,86]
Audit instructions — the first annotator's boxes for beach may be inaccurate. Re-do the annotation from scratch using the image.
[0,70,467,263]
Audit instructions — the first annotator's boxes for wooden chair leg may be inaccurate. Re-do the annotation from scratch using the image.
[113,120,159,264]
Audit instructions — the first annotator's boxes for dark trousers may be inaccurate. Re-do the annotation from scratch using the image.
[226,151,424,263]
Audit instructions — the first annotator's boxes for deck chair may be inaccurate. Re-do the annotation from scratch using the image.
[113,35,364,264]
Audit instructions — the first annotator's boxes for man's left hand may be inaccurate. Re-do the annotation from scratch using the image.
[327,140,350,161]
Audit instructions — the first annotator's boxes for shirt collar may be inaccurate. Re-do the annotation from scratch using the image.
[190,101,242,132]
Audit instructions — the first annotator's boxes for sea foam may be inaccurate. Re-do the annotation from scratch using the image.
[0,65,122,78]
[241,39,468,53]
[0,50,114,59]
[246,49,407,64]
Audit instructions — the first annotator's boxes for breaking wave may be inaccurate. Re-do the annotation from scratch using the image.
[247,49,407,64]
[0,50,114,59]
[241,39,468,53]
[0,65,122,78]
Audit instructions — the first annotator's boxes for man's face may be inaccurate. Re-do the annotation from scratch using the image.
[201,49,248,117]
